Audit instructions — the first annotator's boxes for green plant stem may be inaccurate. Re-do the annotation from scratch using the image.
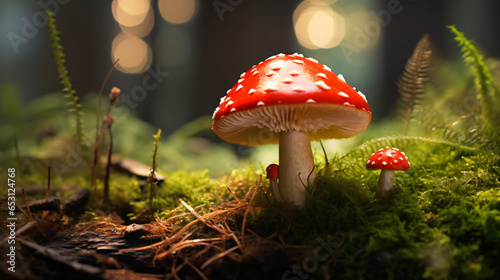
[149,129,162,209]
[102,124,113,205]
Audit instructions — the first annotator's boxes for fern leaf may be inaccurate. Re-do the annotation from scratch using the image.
[448,25,500,133]
[397,34,433,135]
[47,12,84,145]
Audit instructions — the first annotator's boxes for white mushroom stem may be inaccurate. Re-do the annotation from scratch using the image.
[269,179,283,203]
[278,130,316,207]
[376,169,394,200]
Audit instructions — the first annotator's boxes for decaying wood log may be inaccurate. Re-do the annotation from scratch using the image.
[113,157,166,182]
[62,189,90,216]
[19,197,60,213]
[19,238,103,278]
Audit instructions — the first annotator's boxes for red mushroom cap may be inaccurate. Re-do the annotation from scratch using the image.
[266,163,279,180]
[212,53,371,146]
[366,148,410,171]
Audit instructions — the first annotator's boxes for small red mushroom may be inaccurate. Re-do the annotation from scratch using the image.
[266,164,282,202]
[366,147,410,200]
[212,53,371,207]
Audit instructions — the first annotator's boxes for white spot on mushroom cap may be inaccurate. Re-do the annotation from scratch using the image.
[357,91,368,102]
[289,70,300,76]
[293,86,305,92]
[264,85,278,92]
[227,100,234,106]
[265,70,276,77]
[337,74,346,82]
[399,157,404,161]
[257,101,265,106]
[306,57,318,63]
[316,73,327,79]
[219,97,226,105]
[282,77,294,84]
[277,53,285,57]
[236,84,243,91]
[226,89,231,94]
[292,59,304,64]
[238,78,244,83]
[314,80,331,90]
[338,91,349,98]
[367,160,371,164]
[343,102,354,107]
[371,161,376,165]
[306,99,315,103]
[394,159,398,163]
[212,107,219,119]
[267,55,277,60]
[252,70,259,76]
[382,161,387,165]
[230,108,236,112]
[240,72,246,78]
[248,88,256,95]
[270,65,282,71]
[323,65,332,72]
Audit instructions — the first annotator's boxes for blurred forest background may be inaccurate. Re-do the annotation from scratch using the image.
[2,0,500,129]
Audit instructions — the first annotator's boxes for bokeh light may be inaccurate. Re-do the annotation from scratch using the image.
[112,33,152,74]
[342,10,381,51]
[112,0,151,27]
[159,0,198,24]
[111,0,154,73]
[119,7,154,37]
[293,1,345,49]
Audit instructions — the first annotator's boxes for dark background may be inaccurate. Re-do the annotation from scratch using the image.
[1,0,499,136]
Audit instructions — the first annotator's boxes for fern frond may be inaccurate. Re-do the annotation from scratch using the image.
[448,25,500,133]
[47,12,84,145]
[397,34,433,135]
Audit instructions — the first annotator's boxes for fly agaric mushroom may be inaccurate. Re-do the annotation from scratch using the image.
[366,147,410,200]
[266,164,282,202]
[212,53,371,207]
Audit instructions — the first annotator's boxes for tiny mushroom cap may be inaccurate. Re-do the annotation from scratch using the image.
[266,164,279,180]
[212,53,371,145]
[366,148,410,171]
